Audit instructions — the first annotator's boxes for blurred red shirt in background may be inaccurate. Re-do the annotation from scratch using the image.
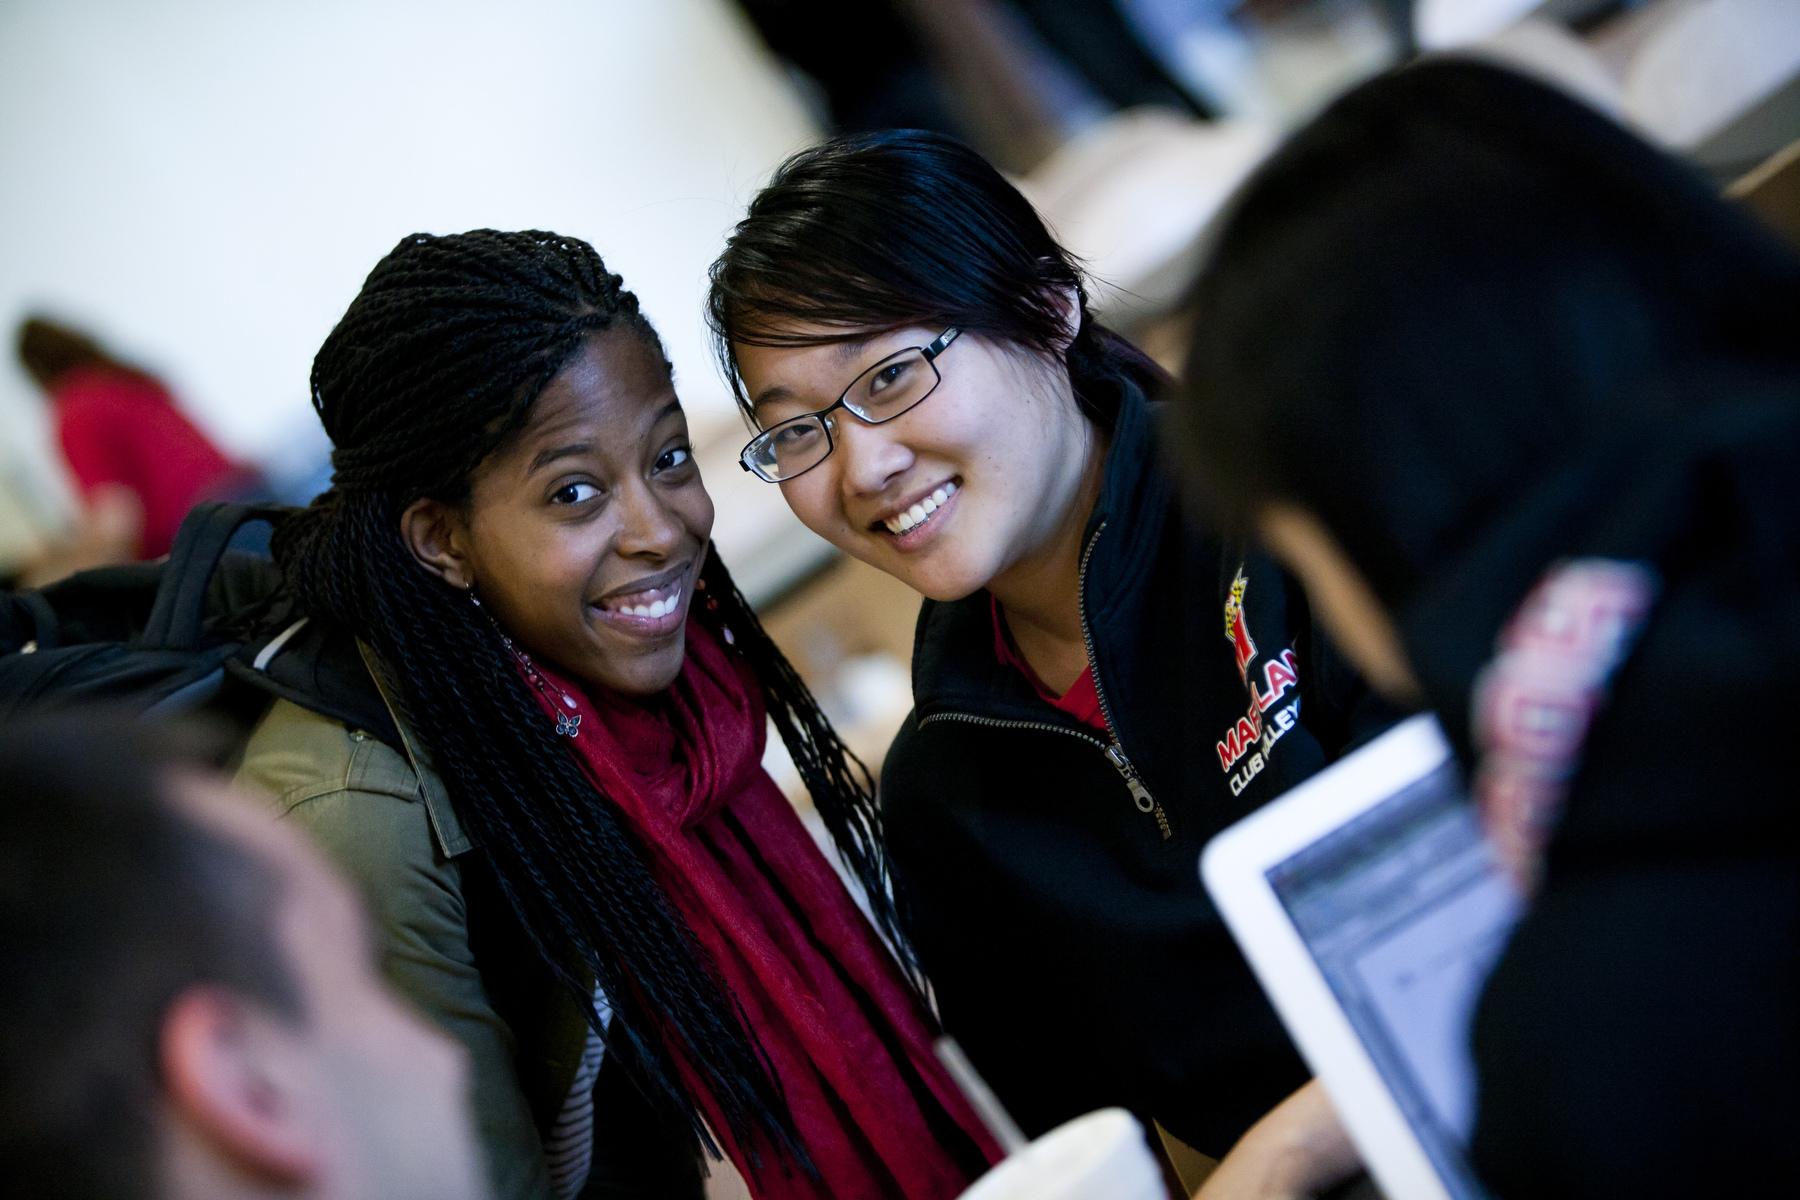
[52,365,256,558]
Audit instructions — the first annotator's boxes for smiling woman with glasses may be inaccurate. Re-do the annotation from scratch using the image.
[707,130,1397,1176]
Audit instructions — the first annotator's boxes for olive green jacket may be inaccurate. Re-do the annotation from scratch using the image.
[237,692,589,1199]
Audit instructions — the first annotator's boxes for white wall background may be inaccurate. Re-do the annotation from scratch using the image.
[0,0,822,573]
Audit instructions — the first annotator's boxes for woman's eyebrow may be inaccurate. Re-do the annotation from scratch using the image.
[527,442,593,474]
[526,401,684,472]
[830,332,881,363]
[751,334,897,415]
[751,384,796,416]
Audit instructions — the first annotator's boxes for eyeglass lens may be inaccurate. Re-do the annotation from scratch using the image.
[754,346,938,480]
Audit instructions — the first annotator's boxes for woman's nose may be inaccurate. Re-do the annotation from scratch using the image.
[614,483,683,557]
[832,415,915,497]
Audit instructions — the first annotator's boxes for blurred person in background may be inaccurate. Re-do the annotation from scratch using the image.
[709,130,1396,1175]
[16,315,261,559]
[0,475,140,589]
[732,0,1211,175]
[1177,59,1800,1196]
[0,712,486,1200]
[239,229,999,1200]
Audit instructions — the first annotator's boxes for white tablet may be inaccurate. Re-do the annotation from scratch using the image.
[1201,714,1522,1200]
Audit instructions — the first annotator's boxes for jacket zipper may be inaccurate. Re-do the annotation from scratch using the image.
[915,709,1171,841]
[919,710,1110,750]
[919,520,1172,841]
[1076,519,1172,840]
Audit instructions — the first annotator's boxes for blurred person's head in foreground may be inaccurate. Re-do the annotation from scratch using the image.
[1176,58,1800,722]
[0,714,485,1200]
[1176,61,1800,1199]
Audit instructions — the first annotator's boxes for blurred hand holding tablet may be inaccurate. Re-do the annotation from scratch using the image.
[1202,715,1523,1200]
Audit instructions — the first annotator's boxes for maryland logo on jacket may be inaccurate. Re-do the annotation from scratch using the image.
[879,378,1398,1160]
[1216,569,1308,797]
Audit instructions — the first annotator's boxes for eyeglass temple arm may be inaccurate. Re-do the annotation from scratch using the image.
[924,327,960,361]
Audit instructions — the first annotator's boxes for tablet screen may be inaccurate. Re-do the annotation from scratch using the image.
[1266,763,1521,1200]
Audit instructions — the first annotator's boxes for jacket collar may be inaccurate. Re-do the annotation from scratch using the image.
[236,612,474,860]
[356,640,474,858]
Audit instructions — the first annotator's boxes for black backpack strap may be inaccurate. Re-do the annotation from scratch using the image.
[0,589,60,652]
[140,503,290,650]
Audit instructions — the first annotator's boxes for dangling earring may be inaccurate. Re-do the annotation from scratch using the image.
[469,589,581,738]
[695,575,734,645]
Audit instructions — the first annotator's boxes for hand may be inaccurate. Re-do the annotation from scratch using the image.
[1192,1080,1361,1200]
[16,485,142,587]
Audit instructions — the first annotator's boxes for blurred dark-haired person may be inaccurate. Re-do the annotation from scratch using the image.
[1178,59,1800,1196]
[0,714,485,1200]
[16,316,260,558]
[708,129,1397,1169]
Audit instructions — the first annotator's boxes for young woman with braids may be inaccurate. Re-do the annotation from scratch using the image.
[706,131,1398,1176]
[234,229,998,1200]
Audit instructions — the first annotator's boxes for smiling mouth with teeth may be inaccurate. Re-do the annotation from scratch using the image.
[597,583,683,620]
[882,481,959,536]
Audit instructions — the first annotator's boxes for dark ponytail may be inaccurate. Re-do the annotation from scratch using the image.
[707,129,1167,427]
[275,229,896,1167]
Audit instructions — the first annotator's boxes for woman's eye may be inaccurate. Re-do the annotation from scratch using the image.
[551,481,602,505]
[773,421,818,448]
[868,361,910,394]
[656,445,693,472]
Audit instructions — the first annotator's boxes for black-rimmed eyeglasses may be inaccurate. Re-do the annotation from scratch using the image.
[739,328,962,483]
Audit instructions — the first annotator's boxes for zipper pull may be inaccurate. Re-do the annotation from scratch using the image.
[1106,745,1154,811]
[1105,745,1172,839]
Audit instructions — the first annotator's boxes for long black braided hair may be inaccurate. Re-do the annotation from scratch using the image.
[273,229,903,1164]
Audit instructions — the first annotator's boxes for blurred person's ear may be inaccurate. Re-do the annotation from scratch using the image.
[160,986,325,1186]
[1258,504,1424,706]
[400,497,473,591]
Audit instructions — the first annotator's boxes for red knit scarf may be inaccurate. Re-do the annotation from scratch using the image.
[528,620,1000,1198]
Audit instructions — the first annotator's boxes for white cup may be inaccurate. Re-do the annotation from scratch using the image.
[956,1108,1166,1200]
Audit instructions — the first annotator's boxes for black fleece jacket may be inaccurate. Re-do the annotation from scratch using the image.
[880,376,1397,1155]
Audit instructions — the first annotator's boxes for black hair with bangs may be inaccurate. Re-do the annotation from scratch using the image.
[708,129,1167,427]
